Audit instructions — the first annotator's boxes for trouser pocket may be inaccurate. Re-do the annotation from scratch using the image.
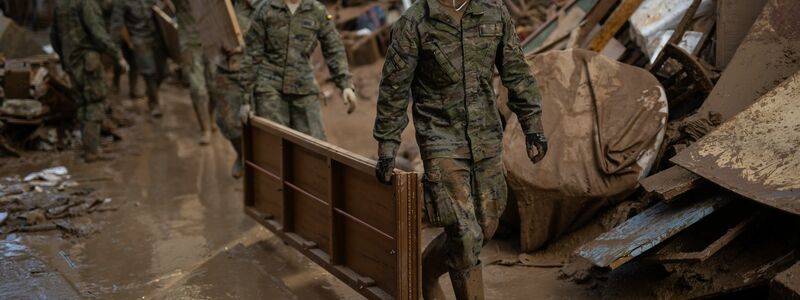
[423,169,458,227]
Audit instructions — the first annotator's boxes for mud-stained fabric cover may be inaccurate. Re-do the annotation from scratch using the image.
[503,49,668,252]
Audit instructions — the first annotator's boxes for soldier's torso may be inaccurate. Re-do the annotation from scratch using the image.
[407,0,509,161]
[255,0,327,95]
[118,0,159,44]
[53,0,98,70]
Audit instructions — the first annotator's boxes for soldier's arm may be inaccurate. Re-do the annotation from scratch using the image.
[496,4,543,135]
[241,5,268,94]
[82,0,123,61]
[373,17,418,158]
[317,8,353,91]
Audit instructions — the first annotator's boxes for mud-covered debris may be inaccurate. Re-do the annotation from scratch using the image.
[0,166,116,236]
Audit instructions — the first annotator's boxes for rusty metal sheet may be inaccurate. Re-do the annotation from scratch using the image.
[672,72,800,215]
[243,117,420,300]
[576,195,731,268]
[698,0,800,121]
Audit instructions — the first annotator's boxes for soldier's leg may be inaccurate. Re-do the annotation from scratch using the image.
[288,94,327,140]
[182,46,212,144]
[253,88,290,126]
[133,42,162,117]
[78,52,113,162]
[211,73,245,178]
[471,155,507,244]
[421,158,484,299]
[122,43,142,98]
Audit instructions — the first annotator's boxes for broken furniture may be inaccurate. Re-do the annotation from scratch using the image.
[243,117,420,300]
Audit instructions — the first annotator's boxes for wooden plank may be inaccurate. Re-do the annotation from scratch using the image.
[153,5,181,62]
[572,0,619,48]
[652,215,754,263]
[244,117,420,300]
[189,0,244,57]
[576,194,731,269]
[640,165,705,202]
[771,261,800,299]
[586,0,643,52]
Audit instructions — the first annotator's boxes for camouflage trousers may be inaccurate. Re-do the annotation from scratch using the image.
[253,89,326,140]
[422,155,507,270]
[181,45,212,99]
[132,40,167,83]
[69,51,108,123]
[210,71,244,140]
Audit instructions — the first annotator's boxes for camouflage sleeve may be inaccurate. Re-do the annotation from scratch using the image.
[373,17,418,159]
[496,3,543,134]
[241,4,268,93]
[317,8,353,91]
[82,0,122,61]
[109,0,125,42]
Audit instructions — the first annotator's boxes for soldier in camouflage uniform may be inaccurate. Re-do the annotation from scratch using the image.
[100,0,140,98]
[111,0,168,118]
[51,0,129,162]
[243,0,357,140]
[372,0,548,299]
[173,0,216,145]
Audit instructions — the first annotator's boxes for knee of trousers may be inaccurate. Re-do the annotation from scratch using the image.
[444,221,484,270]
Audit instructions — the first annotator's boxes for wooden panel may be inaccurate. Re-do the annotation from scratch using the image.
[290,190,331,252]
[289,146,329,201]
[251,128,281,174]
[189,0,244,57]
[243,117,420,300]
[340,164,395,236]
[343,217,397,295]
[153,5,181,61]
[252,170,282,222]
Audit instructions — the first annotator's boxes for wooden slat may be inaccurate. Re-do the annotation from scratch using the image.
[640,165,706,202]
[586,0,643,52]
[577,194,732,269]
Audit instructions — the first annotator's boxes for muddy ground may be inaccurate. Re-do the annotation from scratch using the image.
[0,65,596,299]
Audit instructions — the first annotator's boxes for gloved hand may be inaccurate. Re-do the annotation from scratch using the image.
[342,88,357,114]
[375,157,395,185]
[239,104,252,124]
[118,58,130,74]
[525,132,548,164]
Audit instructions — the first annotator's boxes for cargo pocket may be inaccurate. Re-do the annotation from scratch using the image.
[83,52,106,103]
[423,167,458,227]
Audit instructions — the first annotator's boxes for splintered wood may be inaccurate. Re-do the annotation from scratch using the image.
[243,117,420,300]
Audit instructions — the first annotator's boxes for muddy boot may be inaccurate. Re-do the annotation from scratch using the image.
[82,122,113,162]
[192,94,212,145]
[449,263,485,300]
[422,233,449,300]
[230,138,243,179]
[146,80,163,118]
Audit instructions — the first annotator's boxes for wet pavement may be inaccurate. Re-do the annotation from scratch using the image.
[1,81,593,299]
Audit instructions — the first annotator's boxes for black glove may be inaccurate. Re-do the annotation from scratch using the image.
[375,157,395,185]
[525,133,548,164]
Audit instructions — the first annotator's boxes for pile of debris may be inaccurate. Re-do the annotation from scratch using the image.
[492,0,799,297]
[0,166,117,237]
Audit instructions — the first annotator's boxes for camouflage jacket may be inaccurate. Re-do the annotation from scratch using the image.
[110,0,160,44]
[51,0,122,71]
[244,0,353,95]
[373,0,544,161]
